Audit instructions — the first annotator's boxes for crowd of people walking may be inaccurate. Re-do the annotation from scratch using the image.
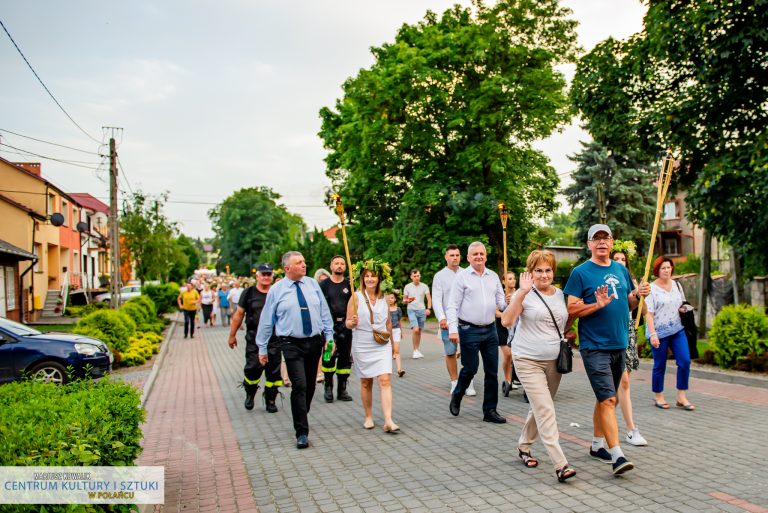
[187,222,699,483]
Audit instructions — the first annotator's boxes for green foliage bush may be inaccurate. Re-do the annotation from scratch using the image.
[73,310,136,354]
[0,379,144,513]
[126,295,157,318]
[709,305,768,370]
[65,302,107,318]
[119,302,150,325]
[141,283,179,314]
[121,332,162,367]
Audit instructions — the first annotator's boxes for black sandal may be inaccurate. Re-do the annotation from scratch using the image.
[556,465,576,483]
[518,449,538,468]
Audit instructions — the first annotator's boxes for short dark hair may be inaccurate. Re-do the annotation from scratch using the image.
[330,255,345,265]
[445,244,459,253]
[410,269,420,275]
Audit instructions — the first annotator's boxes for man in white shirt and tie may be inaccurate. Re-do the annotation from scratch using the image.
[432,244,476,396]
[446,241,507,423]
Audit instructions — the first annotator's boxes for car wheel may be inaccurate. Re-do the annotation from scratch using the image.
[29,362,68,384]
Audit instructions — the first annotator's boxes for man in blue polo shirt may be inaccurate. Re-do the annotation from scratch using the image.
[564,224,649,475]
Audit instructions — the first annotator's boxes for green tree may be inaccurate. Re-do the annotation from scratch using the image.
[167,234,200,283]
[564,141,656,252]
[571,0,768,261]
[319,0,579,281]
[536,209,580,247]
[297,228,344,277]
[208,187,306,275]
[120,191,179,282]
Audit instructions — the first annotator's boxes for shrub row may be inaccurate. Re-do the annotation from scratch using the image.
[709,304,768,372]
[141,283,180,315]
[0,379,144,513]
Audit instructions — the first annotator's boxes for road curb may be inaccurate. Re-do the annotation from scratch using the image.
[140,312,178,408]
[637,358,768,389]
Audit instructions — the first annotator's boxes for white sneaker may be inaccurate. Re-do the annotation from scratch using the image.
[510,381,519,390]
[450,380,458,393]
[412,350,424,359]
[625,428,648,446]
[466,380,477,397]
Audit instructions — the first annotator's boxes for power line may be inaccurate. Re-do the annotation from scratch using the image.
[0,128,103,155]
[116,157,135,195]
[0,142,102,169]
[0,18,101,144]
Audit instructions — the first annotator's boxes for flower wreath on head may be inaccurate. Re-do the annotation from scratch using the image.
[351,259,394,294]
[611,240,637,260]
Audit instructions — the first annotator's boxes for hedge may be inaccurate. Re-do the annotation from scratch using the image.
[0,379,144,513]
[73,310,136,354]
[121,333,163,367]
[709,304,768,371]
[141,283,180,315]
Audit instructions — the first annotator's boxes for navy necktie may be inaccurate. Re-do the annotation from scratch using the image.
[294,281,313,336]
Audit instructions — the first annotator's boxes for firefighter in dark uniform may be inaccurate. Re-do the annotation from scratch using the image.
[228,263,282,412]
[319,255,353,402]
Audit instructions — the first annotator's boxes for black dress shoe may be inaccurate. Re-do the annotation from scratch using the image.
[483,410,507,424]
[296,434,309,449]
[449,393,462,416]
[502,381,510,397]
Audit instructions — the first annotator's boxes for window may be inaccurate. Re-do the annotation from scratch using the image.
[663,201,680,220]
[5,267,16,310]
[61,200,69,226]
[72,207,79,230]
[661,233,681,256]
[47,194,55,215]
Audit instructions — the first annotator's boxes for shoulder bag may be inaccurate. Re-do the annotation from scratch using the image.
[532,289,572,374]
[362,292,391,345]
[675,281,699,359]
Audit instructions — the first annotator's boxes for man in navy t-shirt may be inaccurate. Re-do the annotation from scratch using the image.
[564,224,650,476]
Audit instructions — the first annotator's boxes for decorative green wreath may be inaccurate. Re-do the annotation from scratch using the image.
[351,259,394,293]
[611,240,637,260]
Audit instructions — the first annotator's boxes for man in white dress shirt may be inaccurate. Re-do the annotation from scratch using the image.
[446,241,507,423]
[432,244,476,395]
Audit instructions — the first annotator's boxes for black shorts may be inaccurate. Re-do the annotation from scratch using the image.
[580,348,625,402]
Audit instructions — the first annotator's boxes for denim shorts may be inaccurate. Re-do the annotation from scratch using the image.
[407,309,426,329]
[441,329,458,356]
[580,348,625,402]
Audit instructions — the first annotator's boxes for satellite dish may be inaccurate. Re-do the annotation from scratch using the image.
[76,221,89,232]
[92,212,108,229]
[50,213,65,227]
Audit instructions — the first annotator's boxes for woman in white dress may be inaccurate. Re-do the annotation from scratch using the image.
[345,260,399,433]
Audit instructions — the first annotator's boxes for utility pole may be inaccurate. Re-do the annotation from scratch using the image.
[108,136,121,309]
[596,183,607,224]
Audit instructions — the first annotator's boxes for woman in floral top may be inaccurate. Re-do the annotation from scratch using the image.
[645,257,695,411]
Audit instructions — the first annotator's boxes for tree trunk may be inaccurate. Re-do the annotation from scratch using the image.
[697,230,711,337]
[731,246,742,305]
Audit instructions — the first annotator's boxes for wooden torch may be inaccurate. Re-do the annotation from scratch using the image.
[331,193,357,308]
[498,202,509,294]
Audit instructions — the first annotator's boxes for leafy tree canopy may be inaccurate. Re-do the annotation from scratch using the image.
[208,187,306,275]
[121,191,179,282]
[571,0,768,255]
[319,0,579,282]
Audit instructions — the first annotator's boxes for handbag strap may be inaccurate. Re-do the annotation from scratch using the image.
[361,291,375,324]
[532,288,564,340]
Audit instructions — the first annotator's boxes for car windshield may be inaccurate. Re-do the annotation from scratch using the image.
[0,317,43,336]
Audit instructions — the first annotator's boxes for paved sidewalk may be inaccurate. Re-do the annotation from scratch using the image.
[141,318,768,512]
[137,322,259,513]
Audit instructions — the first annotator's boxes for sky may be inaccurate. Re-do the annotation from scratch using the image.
[0,1,646,239]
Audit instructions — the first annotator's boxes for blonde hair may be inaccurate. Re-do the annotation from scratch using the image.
[526,249,557,273]
[359,269,382,298]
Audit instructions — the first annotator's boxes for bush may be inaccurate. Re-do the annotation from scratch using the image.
[0,379,143,513]
[121,332,163,367]
[119,302,151,325]
[65,302,108,318]
[142,283,180,314]
[127,295,157,318]
[73,310,136,354]
[709,305,768,370]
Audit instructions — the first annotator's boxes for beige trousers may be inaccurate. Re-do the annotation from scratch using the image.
[514,357,567,470]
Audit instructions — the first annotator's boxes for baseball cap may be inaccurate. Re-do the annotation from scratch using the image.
[257,263,273,273]
[587,224,613,240]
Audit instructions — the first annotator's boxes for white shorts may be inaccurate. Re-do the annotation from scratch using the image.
[392,328,402,344]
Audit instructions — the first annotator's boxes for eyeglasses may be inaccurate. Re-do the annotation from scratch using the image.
[533,268,553,274]
[589,236,613,242]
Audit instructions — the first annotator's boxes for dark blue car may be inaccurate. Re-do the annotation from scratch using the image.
[0,317,113,384]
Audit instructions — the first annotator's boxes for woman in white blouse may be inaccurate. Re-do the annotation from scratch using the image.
[645,257,695,411]
[501,250,576,483]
